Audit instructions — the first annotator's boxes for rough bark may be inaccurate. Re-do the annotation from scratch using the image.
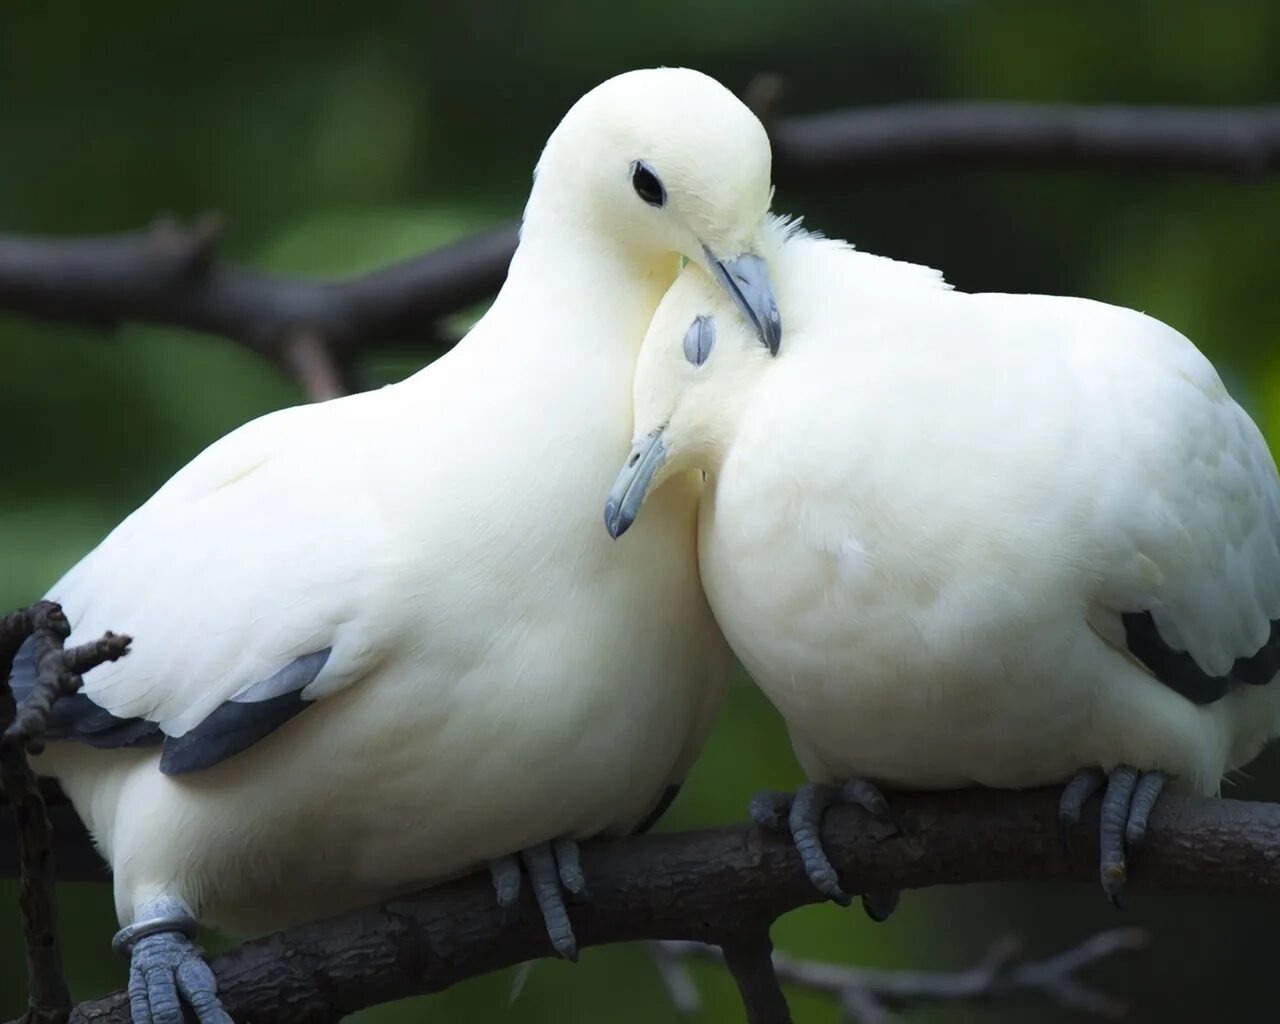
[58,789,1280,1023]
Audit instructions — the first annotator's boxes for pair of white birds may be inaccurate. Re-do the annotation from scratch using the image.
[12,67,1280,1024]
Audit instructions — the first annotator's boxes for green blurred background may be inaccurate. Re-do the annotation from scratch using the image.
[3,1,1280,1021]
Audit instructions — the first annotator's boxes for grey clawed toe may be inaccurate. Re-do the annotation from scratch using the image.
[1057,767,1106,852]
[750,778,900,920]
[860,888,900,922]
[1059,765,1166,907]
[747,789,793,830]
[489,838,589,961]
[790,782,852,905]
[490,853,524,921]
[1125,771,1165,846]
[125,930,230,1024]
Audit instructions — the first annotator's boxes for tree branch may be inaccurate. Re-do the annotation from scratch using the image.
[0,220,517,400]
[1,604,130,1024]
[655,929,1147,1022]
[56,789,1280,1023]
[0,795,106,883]
[4,604,131,755]
[768,101,1280,180]
[1,101,1278,398]
[720,931,792,1024]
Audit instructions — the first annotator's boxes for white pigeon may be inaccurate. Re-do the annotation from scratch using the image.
[12,68,781,1024]
[606,218,1280,914]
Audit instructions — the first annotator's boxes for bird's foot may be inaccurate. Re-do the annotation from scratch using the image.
[749,778,900,919]
[114,907,229,1024]
[1058,765,1166,908]
[489,838,588,961]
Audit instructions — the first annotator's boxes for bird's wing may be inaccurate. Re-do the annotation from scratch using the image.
[1092,318,1280,703]
[23,396,396,773]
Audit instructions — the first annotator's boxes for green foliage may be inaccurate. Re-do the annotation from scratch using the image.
[3,1,1280,1020]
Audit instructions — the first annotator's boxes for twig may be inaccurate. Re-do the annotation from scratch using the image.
[5,603,131,754]
[54,788,1280,1023]
[0,604,129,1024]
[655,928,1147,1022]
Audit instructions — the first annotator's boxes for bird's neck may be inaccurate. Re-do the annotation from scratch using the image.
[488,194,677,361]
[697,394,756,480]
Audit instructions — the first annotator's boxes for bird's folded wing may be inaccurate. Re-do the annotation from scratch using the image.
[1096,339,1280,703]
[16,401,393,772]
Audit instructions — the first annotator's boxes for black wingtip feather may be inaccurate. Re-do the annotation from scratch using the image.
[1122,610,1280,705]
[159,690,311,775]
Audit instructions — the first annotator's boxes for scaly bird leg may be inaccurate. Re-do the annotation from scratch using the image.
[114,897,229,1024]
[749,777,900,920]
[1059,765,1166,908]
[489,837,588,961]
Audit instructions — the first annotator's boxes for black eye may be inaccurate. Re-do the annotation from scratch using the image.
[683,315,716,366]
[630,161,665,208]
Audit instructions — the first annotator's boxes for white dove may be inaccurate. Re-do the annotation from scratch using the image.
[12,67,780,1024]
[606,218,1280,915]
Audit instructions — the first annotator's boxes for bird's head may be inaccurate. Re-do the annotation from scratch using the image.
[533,67,781,354]
[604,261,775,539]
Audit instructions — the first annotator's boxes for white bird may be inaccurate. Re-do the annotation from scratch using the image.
[606,218,1280,914]
[12,68,780,1024]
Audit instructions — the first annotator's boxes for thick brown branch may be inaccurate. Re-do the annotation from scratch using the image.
[60,789,1280,1023]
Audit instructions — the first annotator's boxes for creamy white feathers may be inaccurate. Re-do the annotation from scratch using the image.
[31,67,780,937]
[614,221,1280,799]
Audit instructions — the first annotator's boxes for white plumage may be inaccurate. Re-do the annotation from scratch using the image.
[24,68,780,1000]
[610,219,1280,899]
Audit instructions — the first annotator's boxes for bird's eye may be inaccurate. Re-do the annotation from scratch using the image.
[683,315,716,367]
[630,161,666,208]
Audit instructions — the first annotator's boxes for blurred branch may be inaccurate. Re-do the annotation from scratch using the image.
[767,100,1280,181]
[58,788,1280,1023]
[1,603,129,1024]
[2,99,1279,400]
[653,929,1148,1023]
[0,218,517,400]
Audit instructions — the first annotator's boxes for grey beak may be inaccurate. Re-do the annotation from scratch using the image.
[604,428,668,539]
[705,248,782,356]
